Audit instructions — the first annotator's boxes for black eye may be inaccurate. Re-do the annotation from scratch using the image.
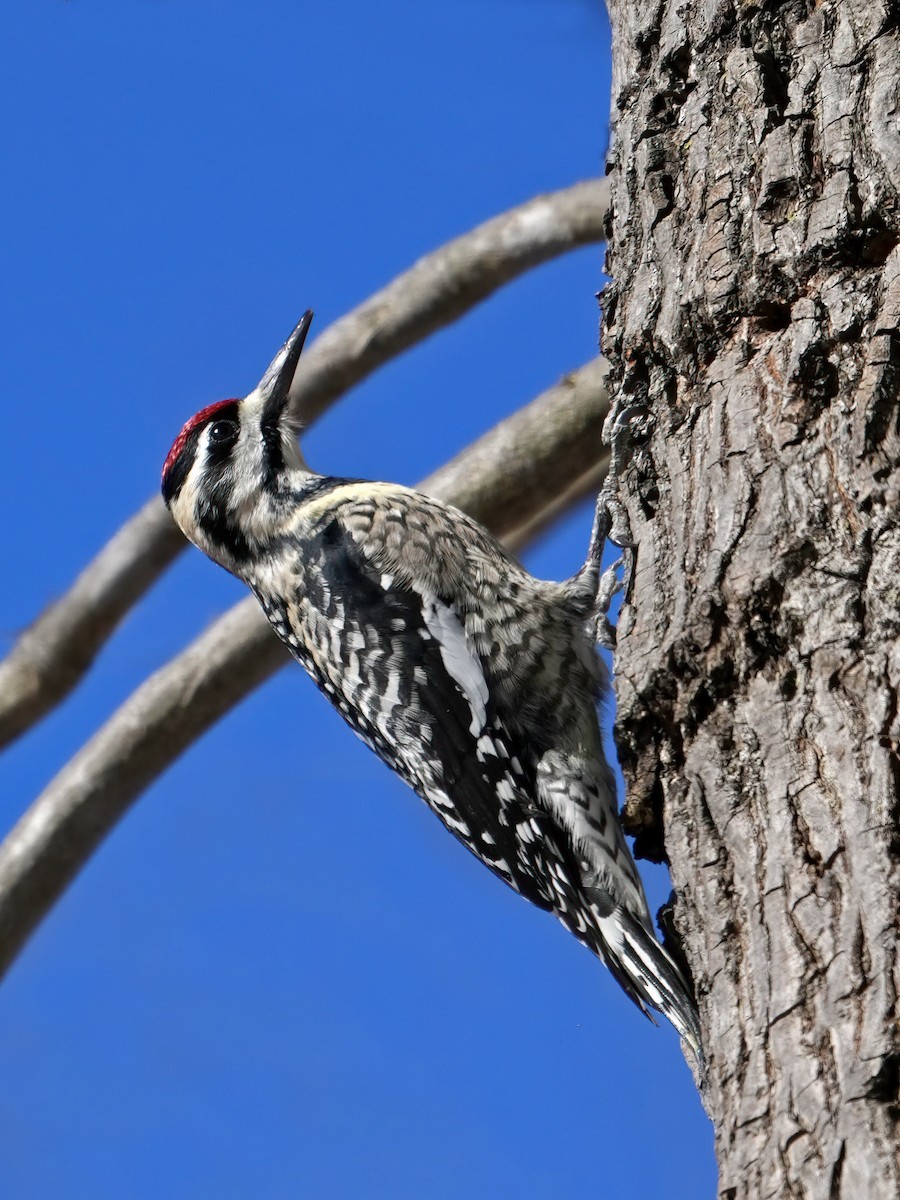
[208,420,238,445]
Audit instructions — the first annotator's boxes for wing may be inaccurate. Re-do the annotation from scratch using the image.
[286,513,587,914]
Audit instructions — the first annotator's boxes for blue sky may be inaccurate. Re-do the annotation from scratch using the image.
[1,3,714,1196]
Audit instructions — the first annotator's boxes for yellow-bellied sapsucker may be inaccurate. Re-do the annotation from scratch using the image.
[162,312,702,1056]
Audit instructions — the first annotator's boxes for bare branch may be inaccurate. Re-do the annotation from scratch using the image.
[505,458,607,555]
[0,501,184,749]
[0,360,608,981]
[287,179,610,424]
[423,357,608,532]
[0,178,609,751]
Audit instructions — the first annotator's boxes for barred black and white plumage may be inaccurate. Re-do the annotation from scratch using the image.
[161,311,702,1058]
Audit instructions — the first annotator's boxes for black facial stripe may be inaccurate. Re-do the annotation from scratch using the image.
[202,403,241,469]
[194,402,246,554]
[197,501,251,561]
[290,475,365,505]
[261,420,284,487]
[162,401,242,507]
[162,429,200,506]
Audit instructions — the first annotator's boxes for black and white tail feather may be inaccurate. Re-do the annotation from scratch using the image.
[580,491,703,1061]
[596,906,703,1057]
[161,310,704,1066]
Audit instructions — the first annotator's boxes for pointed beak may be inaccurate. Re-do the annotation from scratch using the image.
[257,309,314,423]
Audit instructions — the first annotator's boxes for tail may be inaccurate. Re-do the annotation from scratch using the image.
[596,905,704,1062]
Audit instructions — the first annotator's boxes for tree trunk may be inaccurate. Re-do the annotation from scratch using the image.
[601,2,900,1196]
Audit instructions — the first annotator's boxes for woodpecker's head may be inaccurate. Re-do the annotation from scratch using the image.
[162,310,314,570]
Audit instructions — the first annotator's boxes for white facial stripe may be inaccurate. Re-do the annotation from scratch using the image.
[173,409,262,548]
[176,425,216,518]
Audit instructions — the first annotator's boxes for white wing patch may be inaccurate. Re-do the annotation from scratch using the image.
[421,594,488,736]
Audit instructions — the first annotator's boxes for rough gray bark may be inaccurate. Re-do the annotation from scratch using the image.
[602,2,900,1196]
